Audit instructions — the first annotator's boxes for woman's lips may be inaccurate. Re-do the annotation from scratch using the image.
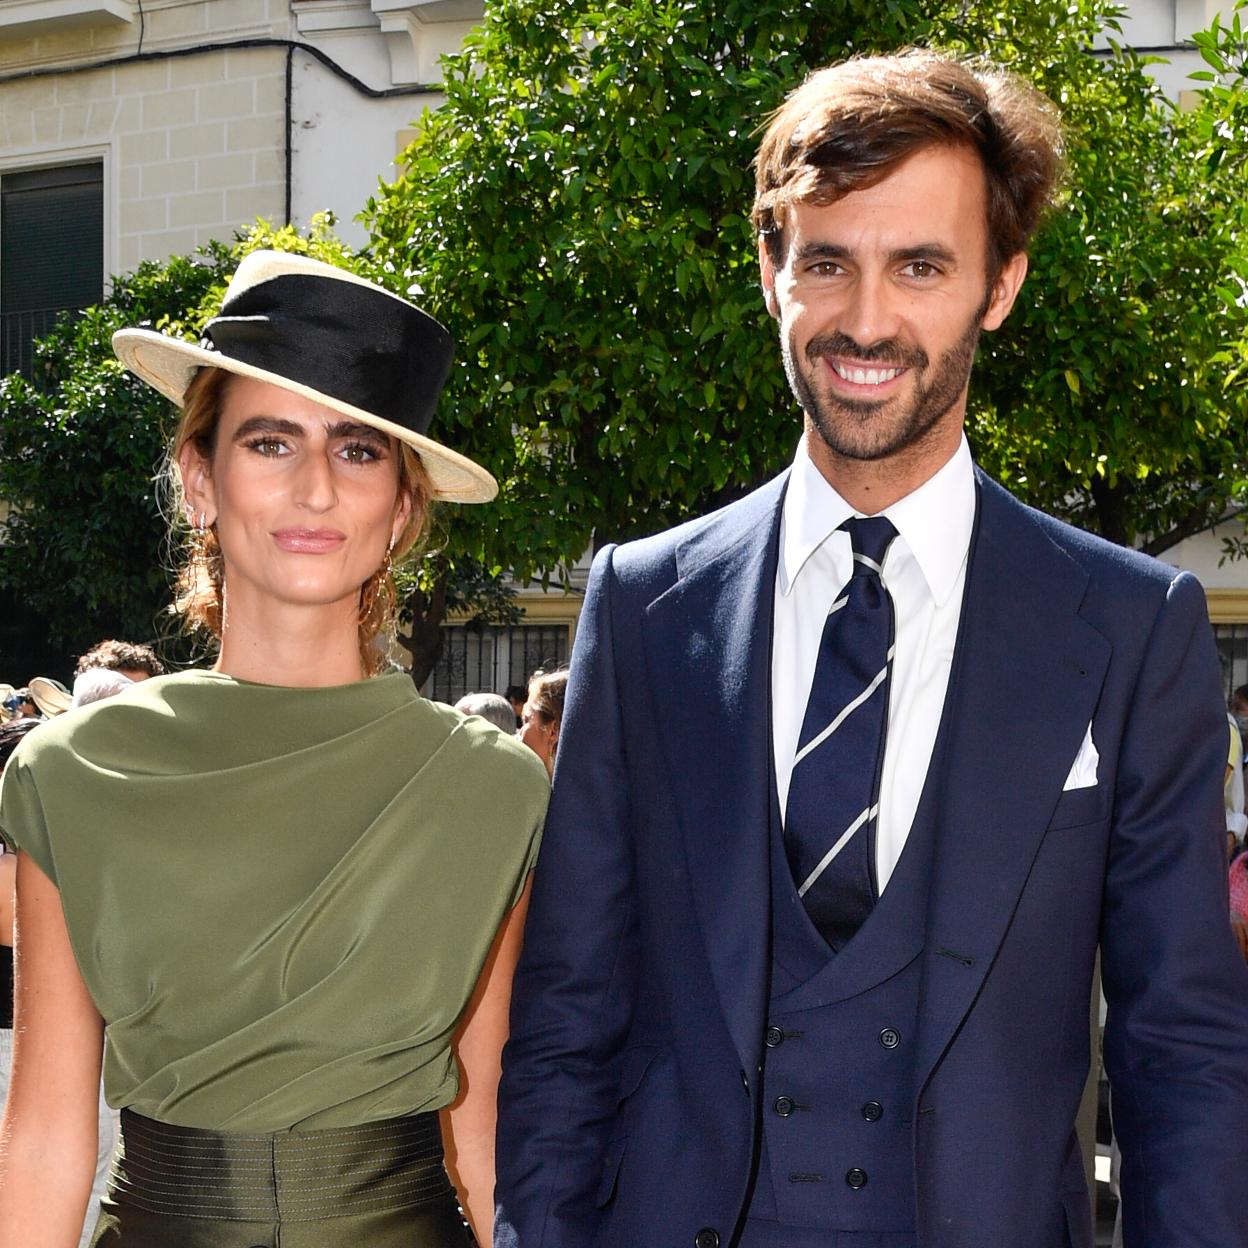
[272,528,347,554]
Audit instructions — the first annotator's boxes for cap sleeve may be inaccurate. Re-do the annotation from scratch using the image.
[0,748,57,886]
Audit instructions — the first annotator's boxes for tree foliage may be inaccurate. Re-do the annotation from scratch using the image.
[366,0,1248,562]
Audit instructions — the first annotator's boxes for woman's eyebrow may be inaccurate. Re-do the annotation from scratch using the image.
[325,421,388,444]
[232,416,305,441]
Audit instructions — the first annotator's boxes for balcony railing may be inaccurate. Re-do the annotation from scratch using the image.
[1,305,77,379]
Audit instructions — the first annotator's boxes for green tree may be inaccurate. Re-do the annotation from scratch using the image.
[365,0,1248,566]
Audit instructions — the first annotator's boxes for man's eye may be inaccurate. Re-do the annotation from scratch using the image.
[809,261,844,276]
[903,260,939,278]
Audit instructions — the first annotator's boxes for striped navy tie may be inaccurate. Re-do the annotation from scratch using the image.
[784,515,898,951]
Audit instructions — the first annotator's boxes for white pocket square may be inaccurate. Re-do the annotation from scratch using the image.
[1063,722,1099,791]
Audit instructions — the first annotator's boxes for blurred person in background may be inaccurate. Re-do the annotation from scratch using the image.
[27,678,71,720]
[74,641,164,687]
[456,693,523,736]
[71,640,164,710]
[516,670,567,780]
[503,686,528,729]
[2,689,40,722]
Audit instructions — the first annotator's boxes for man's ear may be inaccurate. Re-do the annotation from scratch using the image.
[981,251,1029,332]
[177,440,216,528]
[758,237,780,321]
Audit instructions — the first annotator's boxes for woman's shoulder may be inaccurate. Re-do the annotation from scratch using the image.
[424,699,550,797]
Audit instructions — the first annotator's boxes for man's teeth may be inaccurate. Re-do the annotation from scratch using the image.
[832,363,902,385]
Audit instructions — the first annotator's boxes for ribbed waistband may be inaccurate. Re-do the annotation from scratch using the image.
[110,1109,454,1222]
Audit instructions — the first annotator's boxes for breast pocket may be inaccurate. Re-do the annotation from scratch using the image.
[1048,784,1110,830]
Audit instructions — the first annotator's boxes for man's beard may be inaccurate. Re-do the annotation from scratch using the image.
[782,307,985,463]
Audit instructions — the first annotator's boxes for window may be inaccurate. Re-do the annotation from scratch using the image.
[1215,623,1248,703]
[1,161,103,378]
[426,622,570,704]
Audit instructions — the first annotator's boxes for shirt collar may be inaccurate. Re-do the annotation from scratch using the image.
[779,435,975,607]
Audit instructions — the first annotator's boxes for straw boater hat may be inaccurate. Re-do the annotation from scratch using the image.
[28,676,71,718]
[111,250,496,504]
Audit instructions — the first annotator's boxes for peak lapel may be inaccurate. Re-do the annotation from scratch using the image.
[641,477,786,1074]
[915,476,1112,1088]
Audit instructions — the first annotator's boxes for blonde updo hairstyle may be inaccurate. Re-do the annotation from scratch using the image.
[168,366,433,676]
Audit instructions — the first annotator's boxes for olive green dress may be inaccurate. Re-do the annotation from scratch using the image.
[0,670,549,1244]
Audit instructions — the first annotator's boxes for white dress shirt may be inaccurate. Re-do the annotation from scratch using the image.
[772,436,976,893]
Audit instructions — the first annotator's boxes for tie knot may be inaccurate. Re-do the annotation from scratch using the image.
[843,515,897,574]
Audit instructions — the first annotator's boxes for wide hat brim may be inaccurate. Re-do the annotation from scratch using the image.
[113,327,497,504]
[28,676,71,717]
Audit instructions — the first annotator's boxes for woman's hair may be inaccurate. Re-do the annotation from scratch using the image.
[167,366,434,676]
[527,668,569,728]
[0,718,40,772]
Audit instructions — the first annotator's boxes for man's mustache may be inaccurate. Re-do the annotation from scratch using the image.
[805,332,928,371]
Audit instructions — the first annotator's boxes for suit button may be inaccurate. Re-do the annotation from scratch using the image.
[774,1095,795,1117]
[879,1027,901,1049]
[765,1025,784,1048]
[694,1230,720,1248]
[861,1100,883,1122]
[846,1167,868,1190]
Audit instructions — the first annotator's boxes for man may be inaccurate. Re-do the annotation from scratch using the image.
[71,639,163,707]
[74,638,164,686]
[496,51,1248,1248]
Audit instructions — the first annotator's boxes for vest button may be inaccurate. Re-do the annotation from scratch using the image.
[694,1229,720,1248]
[765,1026,784,1048]
[861,1100,884,1122]
[879,1027,901,1049]
[845,1167,868,1190]
[773,1095,795,1117]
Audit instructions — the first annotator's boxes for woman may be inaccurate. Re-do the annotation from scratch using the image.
[0,251,549,1248]
[516,669,568,779]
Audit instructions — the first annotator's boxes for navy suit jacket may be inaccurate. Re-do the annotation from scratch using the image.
[496,469,1248,1248]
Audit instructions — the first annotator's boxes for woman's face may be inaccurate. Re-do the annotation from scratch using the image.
[518,690,559,778]
[179,376,409,623]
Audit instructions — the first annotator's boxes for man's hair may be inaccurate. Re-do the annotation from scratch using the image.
[752,49,1064,279]
[455,692,520,735]
[74,638,164,678]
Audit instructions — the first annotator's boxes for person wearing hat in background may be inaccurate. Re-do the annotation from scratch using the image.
[0,251,549,1248]
[1,687,40,723]
[27,677,71,720]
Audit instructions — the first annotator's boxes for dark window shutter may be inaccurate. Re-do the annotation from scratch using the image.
[1,161,104,377]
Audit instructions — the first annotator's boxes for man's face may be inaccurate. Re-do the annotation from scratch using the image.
[759,144,1027,470]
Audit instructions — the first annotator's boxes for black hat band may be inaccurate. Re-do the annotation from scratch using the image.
[200,273,454,436]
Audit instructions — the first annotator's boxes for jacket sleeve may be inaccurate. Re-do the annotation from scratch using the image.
[495,545,641,1248]
[1101,571,1248,1245]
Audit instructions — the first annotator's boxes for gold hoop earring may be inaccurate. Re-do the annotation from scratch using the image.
[358,539,396,630]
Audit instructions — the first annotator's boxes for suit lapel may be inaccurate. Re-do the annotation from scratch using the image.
[915,474,1112,1087]
[642,476,786,1074]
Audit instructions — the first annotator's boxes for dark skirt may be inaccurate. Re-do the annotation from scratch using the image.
[88,1108,473,1248]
